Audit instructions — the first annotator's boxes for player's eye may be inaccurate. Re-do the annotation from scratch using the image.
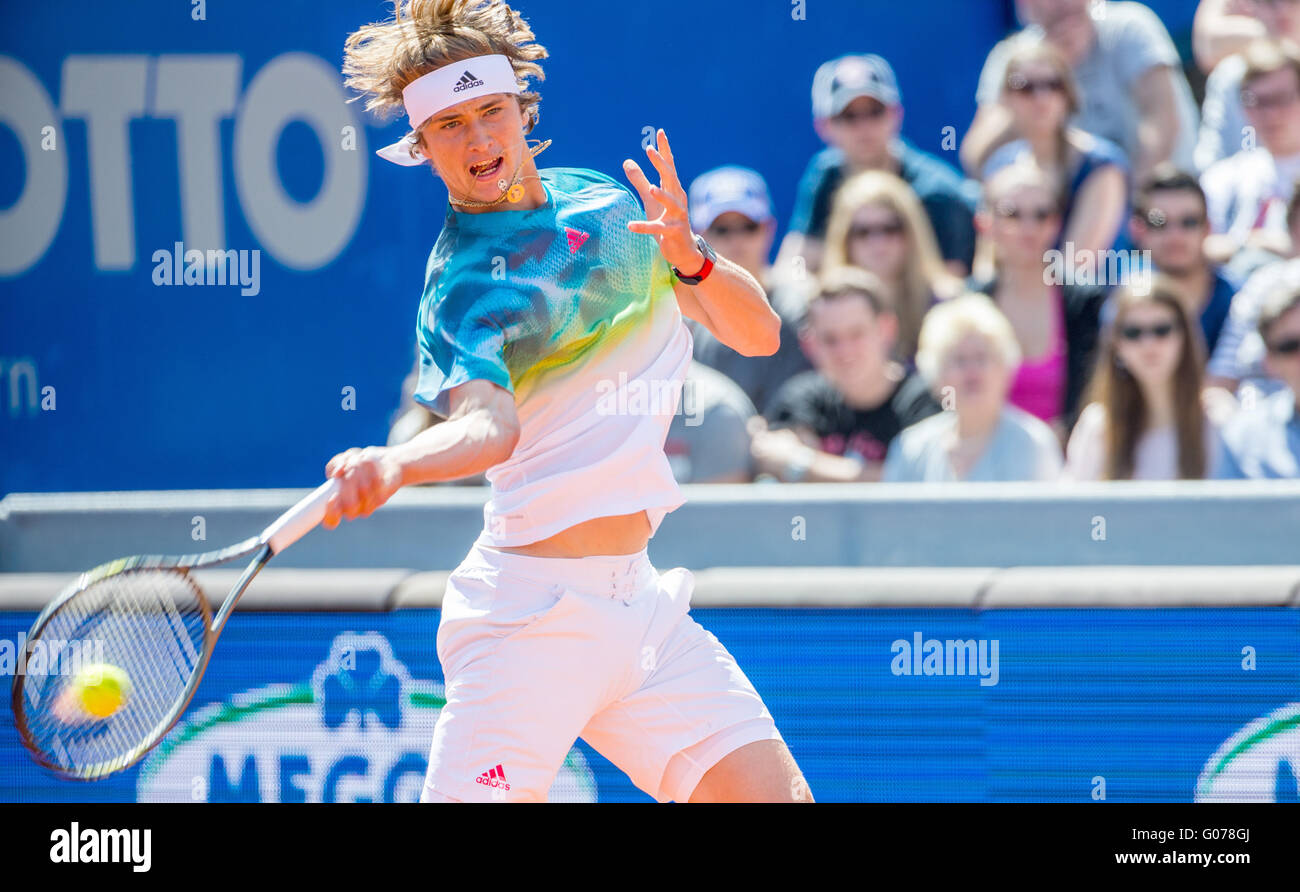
[440,119,459,130]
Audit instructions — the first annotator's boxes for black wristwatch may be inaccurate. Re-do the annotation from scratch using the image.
[671,234,717,285]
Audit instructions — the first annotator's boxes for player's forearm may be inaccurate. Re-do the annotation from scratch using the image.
[390,408,517,486]
[679,253,781,356]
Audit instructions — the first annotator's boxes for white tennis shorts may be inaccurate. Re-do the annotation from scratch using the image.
[421,532,783,802]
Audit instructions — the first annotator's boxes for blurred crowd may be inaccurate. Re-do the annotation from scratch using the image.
[393,0,1300,484]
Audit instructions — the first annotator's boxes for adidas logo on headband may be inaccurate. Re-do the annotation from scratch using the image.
[453,70,485,93]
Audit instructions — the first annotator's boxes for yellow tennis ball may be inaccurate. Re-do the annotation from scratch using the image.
[72,663,131,718]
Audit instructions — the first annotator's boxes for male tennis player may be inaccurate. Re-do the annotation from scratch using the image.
[331,0,812,802]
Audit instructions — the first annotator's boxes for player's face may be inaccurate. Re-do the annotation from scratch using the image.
[940,331,1009,414]
[705,212,774,280]
[1114,302,1184,388]
[1262,303,1300,394]
[845,202,908,283]
[1132,190,1208,276]
[417,93,528,201]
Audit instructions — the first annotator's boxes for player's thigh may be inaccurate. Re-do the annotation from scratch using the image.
[688,737,813,803]
[581,604,787,802]
[425,584,604,802]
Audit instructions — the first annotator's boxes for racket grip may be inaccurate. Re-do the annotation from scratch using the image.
[260,479,342,554]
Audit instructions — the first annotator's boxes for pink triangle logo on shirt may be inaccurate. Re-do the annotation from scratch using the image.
[565,227,590,253]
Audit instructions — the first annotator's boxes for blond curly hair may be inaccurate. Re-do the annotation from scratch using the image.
[342,0,547,135]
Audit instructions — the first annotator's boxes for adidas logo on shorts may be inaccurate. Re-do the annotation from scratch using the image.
[453,70,485,93]
[475,764,510,791]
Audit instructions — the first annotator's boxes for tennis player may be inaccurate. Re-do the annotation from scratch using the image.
[331,0,812,802]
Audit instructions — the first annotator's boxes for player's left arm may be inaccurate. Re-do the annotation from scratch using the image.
[623,128,781,358]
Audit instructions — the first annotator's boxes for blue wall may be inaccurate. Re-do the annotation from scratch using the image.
[4,606,1297,802]
[0,1,1197,495]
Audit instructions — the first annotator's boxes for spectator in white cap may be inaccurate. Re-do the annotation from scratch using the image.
[773,53,979,285]
[685,166,813,414]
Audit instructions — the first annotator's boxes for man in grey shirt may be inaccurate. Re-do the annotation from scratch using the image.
[962,0,1199,179]
[664,360,758,484]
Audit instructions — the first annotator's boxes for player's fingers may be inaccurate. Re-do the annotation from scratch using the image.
[622,159,654,209]
[326,448,361,477]
[648,185,687,221]
[335,474,361,520]
[627,220,671,236]
[323,494,341,529]
[351,462,381,517]
[645,144,685,201]
[654,130,686,196]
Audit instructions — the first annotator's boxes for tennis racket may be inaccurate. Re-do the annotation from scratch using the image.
[10,479,342,781]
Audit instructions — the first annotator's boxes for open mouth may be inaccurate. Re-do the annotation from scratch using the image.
[469,156,504,179]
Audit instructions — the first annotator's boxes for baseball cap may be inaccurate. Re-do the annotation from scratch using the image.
[688,166,774,232]
[811,54,901,119]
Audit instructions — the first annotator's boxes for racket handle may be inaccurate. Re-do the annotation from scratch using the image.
[260,479,342,554]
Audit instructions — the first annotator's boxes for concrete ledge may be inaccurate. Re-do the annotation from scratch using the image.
[686,567,998,607]
[4,481,1299,571]
[4,566,1299,611]
[0,570,413,612]
[980,566,1300,608]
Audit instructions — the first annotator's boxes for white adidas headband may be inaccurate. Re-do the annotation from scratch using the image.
[376,53,522,167]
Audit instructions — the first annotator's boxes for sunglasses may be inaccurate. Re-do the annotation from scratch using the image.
[1140,211,1206,231]
[1268,336,1300,355]
[834,104,889,123]
[849,220,905,240]
[708,220,762,237]
[1119,322,1177,342]
[1006,77,1065,96]
[1241,88,1300,111]
[995,203,1056,223]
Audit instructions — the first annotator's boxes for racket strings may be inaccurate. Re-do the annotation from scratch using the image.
[16,568,211,778]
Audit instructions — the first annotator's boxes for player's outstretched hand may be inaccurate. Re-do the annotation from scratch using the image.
[322,446,404,529]
[623,128,706,274]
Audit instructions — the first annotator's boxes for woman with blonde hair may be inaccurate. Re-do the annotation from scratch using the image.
[821,169,963,364]
[968,37,1129,258]
[883,293,1063,482]
[1065,280,1220,480]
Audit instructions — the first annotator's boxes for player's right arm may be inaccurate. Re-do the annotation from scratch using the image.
[392,379,520,485]
[321,379,519,528]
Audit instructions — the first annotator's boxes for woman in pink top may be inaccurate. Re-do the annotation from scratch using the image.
[969,159,1108,443]
[1005,284,1067,424]
[1065,281,1220,480]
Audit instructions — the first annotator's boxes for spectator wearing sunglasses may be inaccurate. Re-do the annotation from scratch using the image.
[683,166,813,414]
[1195,0,1300,171]
[977,40,1131,260]
[1213,281,1300,477]
[968,159,1109,440]
[966,0,1198,183]
[1201,38,1300,277]
[1123,165,1239,356]
[1065,281,1220,480]
[817,170,964,367]
[1206,183,1300,402]
[773,54,979,283]
[883,293,1064,483]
